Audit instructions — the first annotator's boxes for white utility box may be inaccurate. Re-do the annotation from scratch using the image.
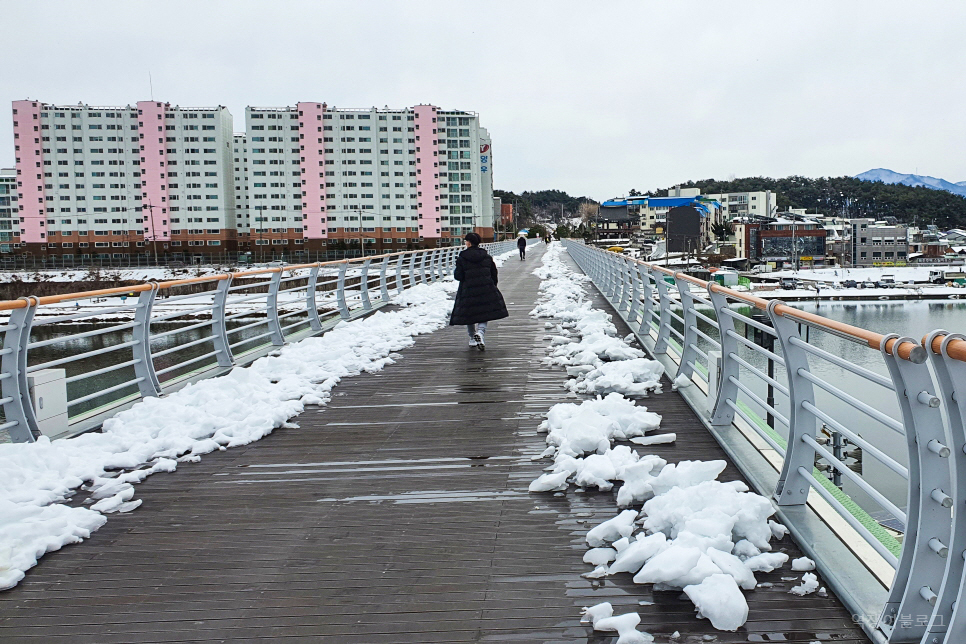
[28,368,69,439]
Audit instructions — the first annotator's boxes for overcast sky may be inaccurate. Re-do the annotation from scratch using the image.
[3,1,964,200]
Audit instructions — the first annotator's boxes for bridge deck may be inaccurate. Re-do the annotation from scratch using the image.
[0,246,870,643]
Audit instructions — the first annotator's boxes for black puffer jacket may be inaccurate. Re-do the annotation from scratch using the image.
[449,246,509,326]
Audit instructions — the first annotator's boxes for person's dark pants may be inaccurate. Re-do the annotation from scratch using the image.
[519,248,525,260]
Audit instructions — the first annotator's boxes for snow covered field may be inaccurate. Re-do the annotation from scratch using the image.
[528,244,823,635]
[0,249,513,591]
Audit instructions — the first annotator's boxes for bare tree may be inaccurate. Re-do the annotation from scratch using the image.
[579,202,598,222]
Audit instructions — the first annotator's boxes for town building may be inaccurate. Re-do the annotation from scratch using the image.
[12,100,237,263]
[240,103,494,259]
[11,99,495,263]
[0,168,17,253]
[704,189,776,220]
[732,215,828,267]
[850,218,908,266]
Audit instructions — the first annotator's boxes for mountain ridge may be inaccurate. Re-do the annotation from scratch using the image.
[855,168,966,197]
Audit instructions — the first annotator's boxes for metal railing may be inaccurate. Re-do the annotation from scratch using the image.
[562,240,966,644]
[0,240,518,445]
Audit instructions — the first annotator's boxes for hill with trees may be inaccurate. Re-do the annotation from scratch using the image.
[494,189,597,224]
[640,176,966,228]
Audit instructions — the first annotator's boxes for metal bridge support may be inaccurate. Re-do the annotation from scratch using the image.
[132,283,163,397]
[2,297,39,443]
[625,257,641,325]
[408,252,418,286]
[766,301,818,506]
[878,335,950,644]
[616,256,632,313]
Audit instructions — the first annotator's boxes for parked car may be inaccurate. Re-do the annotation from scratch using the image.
[842,279,857,288]
[860,280,876,289]
[779,277,800,290]
[875,275,896,288]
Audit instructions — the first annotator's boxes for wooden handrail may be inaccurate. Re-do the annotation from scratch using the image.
[0,247,454,311]
[923,333,966,363]
[627,255,930,363]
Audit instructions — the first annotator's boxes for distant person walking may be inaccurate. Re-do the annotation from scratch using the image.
[450,232,508,351]
[517,235,527,260]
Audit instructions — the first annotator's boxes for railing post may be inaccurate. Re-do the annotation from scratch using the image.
[336,261,351,319]
[616,256,632,313]
[379,256,390,303]
[877,334,950,643]
[2,297,39,443]
[708,285,740,427]
[650,268,672,355]
[395,254,405,294]
[673,273,699,382]
[408,252,417,286]
[132,283,162,397]
[625,259,641,324]
[766,300,818,506]
[266,267,286,346]
[211,276,236,365]
[637,264,655,337]
[421,250,431,283]
[925,331,966,644]
[359,259,373,311]
[306,264,323,332]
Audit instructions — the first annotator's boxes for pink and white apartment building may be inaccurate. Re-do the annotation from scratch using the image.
[11,99,494,260]
[237,103,494,255]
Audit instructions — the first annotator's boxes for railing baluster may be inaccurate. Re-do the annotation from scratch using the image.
[379,256,390,303]
[673,274,699,382]
[336,261,350,320]
[266,267,285,346]
[708,286,739,427]
[306,264,323,331]
[359,259,373,311]
[766,300,818,505]
[925,331,966,644]
[132,284,162,397]
[396,253,406,294]
[877,334,950,643]
[650,268,672,356]
[211,276,236,365]
[3,296,39,442]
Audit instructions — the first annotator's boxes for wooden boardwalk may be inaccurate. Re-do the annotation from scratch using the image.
[0,246,870,643]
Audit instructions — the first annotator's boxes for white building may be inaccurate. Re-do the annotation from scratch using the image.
[0,168,17,253]
[704,190,776,220]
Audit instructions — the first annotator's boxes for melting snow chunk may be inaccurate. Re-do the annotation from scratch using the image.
[684,573,749,631]
[790,572,820,595]
[791,556,816,571]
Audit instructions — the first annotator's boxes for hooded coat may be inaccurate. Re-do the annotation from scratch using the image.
[517,236,527,250]
[449,246,509,326]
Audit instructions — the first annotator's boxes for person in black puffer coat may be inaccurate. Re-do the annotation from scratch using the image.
[449,232,509,351]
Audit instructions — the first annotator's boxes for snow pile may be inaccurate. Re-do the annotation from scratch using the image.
[526,243,822,633]
[0,275,468,592]
[530,244,664,396]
